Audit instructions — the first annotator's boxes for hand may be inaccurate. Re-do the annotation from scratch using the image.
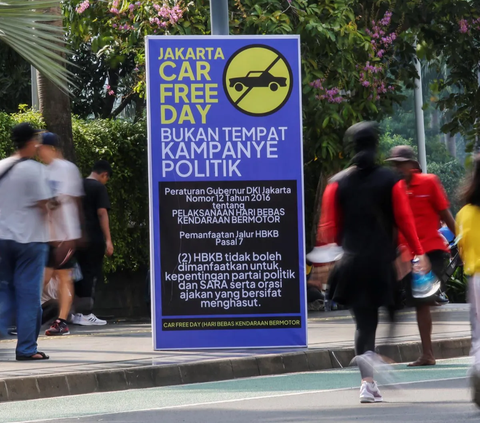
[416,254,431,274]
[106,240,114,257]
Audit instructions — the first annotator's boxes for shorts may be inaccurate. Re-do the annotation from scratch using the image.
[403,250,450,306]
[46,246,76,270]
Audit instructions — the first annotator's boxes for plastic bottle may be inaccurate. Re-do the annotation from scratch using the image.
[411,257,438,298]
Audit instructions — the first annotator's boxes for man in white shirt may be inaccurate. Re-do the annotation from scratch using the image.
[37,132,84,336]
[0,123,52,360]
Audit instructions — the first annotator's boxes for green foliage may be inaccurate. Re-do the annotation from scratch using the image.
[0,0,74,91]
[428,161,465,215]
[446,267,467,303]
[0,110,149,275]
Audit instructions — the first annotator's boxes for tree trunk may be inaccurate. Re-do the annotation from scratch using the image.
[37,7,75,162]
[446,133,456,158]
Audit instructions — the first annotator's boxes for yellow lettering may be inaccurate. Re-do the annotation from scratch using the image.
[165,48,174,59]
[160,84,173,102]
[197,105,210,124]
[159,62,176,81]
[196,62,211,81]
[197,48,205,60]
[185,48,195,59]
[190,84,203,103]
[205,84,218,103]
[161,105,177,124]
[214,48,225,60]
[178,106,195,124]
[178,62,195,81]
[175,84,189,103]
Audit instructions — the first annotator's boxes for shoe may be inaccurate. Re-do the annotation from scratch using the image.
[45,319,70,336]
[307,299,324,311]
[471,370,480,408]
[72,313,107,326]
[359,380,383,403]
[8,326,17,336]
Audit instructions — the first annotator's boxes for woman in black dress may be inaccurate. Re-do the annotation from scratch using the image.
[316,122,429,403]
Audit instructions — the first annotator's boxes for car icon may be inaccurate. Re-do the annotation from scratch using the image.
[229,71,287,92]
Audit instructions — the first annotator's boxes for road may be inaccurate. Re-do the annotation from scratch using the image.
[1,357,479,423]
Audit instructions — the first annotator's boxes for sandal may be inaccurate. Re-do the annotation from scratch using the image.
[16,351,50,361]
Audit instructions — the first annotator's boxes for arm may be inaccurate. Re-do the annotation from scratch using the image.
[392,180,424,256]
[315,182,340,247]
[98,208,113,256]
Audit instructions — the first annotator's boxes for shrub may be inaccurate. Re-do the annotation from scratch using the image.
[0,110,149,274]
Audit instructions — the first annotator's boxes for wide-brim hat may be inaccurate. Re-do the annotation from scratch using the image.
[385,145,420,168]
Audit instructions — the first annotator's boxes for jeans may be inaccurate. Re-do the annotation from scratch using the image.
[0,240,48,357]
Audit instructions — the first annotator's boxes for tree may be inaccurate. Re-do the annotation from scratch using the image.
[64,0,209,119]
[37,6,75,161]
[0,0,72,91]
[0,0,77,159]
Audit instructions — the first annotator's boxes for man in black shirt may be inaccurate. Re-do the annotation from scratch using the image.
[73,160,113,326]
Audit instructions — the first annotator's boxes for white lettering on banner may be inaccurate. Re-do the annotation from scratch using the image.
[159,127,287,178]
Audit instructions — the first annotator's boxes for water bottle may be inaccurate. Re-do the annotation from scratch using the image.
[411,258,440,299]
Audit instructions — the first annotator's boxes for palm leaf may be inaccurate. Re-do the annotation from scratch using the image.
[0,0,73,91]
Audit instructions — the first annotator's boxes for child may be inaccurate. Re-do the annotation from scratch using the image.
[456,155,480,407]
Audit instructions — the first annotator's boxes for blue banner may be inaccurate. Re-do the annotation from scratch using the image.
[146,35,306,349]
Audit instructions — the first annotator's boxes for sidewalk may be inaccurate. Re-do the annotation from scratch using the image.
[0,304,471,402]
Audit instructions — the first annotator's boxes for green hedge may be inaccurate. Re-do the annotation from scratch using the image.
[0,110,149,274]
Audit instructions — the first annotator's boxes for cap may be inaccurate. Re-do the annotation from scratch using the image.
[386,145,418,163]
[11,123,41,146]
[40,132,60,148]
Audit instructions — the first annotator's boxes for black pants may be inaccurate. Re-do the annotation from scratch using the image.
[75,243,105,300]
[352,307,379,378]
[352,307,378,355]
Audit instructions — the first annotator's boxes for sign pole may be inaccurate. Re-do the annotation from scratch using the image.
[413,54,427,173]
[210,0,229,35]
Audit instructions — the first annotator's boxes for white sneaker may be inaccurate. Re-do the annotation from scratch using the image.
[359,381,383,403]
[72,313,107,326]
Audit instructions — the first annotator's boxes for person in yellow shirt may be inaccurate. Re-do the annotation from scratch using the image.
[456,155,480,407]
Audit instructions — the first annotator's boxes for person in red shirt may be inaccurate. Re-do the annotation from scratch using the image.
[315,122,429,403]
[387,145,456,367]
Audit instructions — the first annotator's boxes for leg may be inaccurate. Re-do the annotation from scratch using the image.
[352,307,379,380]
[0,240,15,336]
[353,307,384,404]
[468,274,480,407]
[43,268,54,289]
[42,300,59,325]
[75,244,104,299]
[72,296,94,315]
[54,269,73,321]
[469,275,480,368]
[408,304,436,366]
[14,242,48,358]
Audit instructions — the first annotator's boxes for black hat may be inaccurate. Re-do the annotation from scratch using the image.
[11,123,41,148]
[40,132,60,148]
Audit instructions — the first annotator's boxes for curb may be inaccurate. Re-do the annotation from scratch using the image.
[0,337,471,403]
